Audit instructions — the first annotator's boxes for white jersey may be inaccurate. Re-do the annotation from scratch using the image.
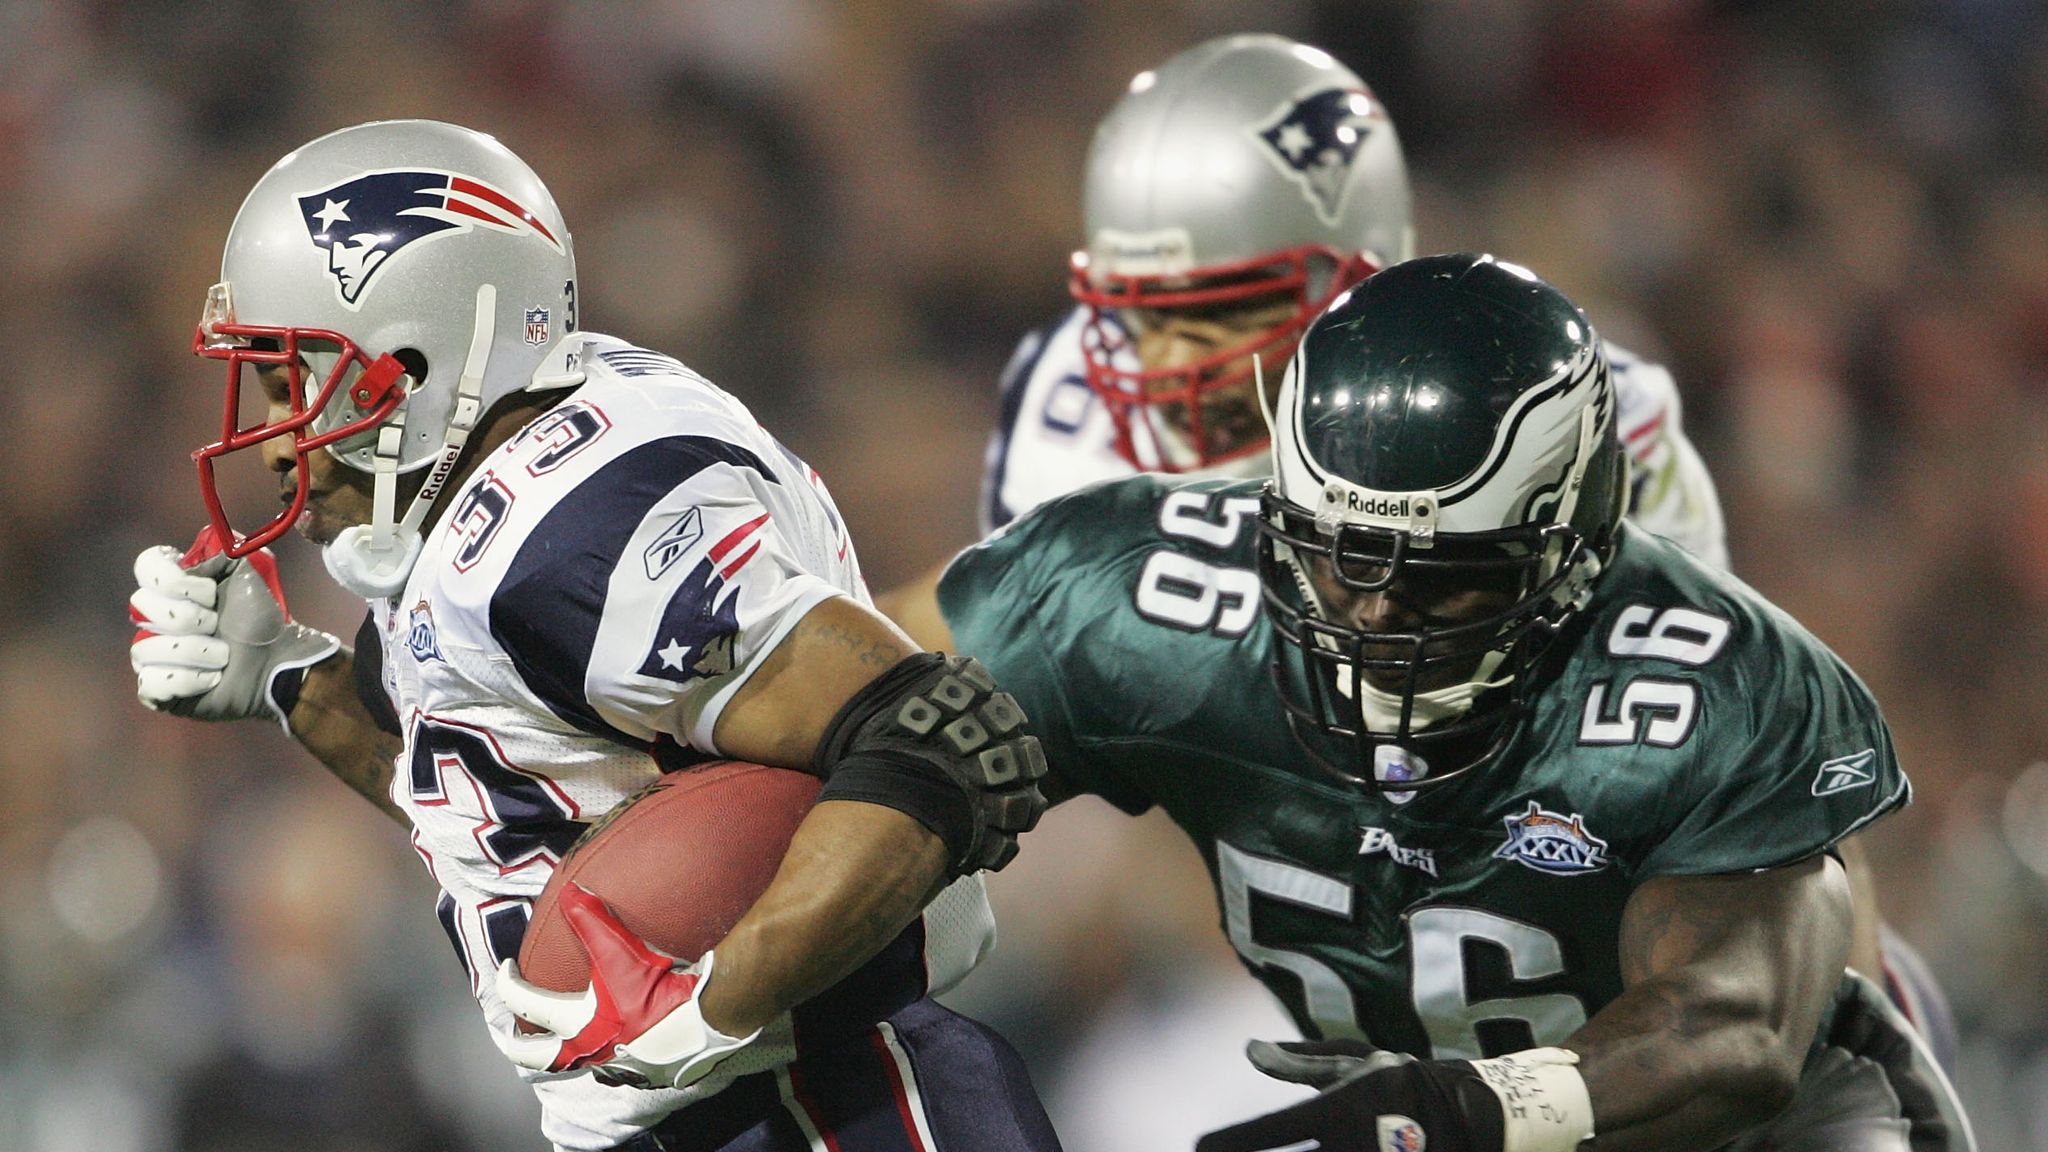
[368,335,996,1151]
[983,306,1729,570]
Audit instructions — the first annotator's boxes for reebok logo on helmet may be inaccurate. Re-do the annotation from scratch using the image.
[297,170,562,309]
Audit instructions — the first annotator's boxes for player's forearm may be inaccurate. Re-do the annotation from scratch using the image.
[1569,858,1849,1151]
[698,799,949,1036]
[288,651,406,824]
[1567,975,1805,1151]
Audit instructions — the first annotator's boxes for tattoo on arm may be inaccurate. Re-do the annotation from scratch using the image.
[290,651,406,825]
[798,616,905,671]
[1571,857,1850,1152]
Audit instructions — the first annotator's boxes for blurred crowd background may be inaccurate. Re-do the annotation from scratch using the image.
[5,0,2048,1148]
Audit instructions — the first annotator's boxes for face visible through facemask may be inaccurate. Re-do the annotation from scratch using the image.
[1296,547,1526,733]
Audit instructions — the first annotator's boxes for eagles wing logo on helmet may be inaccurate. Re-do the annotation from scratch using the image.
[1250,87,1380,226]
[296,170,563,308]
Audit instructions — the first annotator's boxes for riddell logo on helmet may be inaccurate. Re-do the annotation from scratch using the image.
[1092,228,1193,277]
[1345,492,1409,518]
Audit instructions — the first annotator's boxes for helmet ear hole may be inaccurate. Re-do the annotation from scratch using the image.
[393,347,429,387]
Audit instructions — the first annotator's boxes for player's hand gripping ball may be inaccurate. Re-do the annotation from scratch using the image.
[496,762,820,1090]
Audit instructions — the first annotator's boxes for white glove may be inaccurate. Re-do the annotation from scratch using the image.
[129,530,341,732]
[494,883,758,1090]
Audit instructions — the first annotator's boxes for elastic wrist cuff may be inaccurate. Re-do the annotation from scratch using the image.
[816,753,976,864]
[1470,1048,1595,1152]
[269,665,310,735]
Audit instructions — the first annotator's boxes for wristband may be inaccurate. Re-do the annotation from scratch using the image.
[1469,1048,1595,1152]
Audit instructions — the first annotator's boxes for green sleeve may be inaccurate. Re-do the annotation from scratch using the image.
[937,513,1155,815]
[1638,646,1909,877]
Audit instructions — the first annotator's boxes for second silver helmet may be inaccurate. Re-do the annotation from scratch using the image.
[1070,34,1415,473]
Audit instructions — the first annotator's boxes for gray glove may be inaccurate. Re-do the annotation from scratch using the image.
[1245,1037,1417,1090]
[129,541,341,731]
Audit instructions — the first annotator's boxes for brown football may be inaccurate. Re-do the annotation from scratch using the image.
[518,761,821,993]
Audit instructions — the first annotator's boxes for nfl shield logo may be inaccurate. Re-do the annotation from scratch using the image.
[524,307,551,346]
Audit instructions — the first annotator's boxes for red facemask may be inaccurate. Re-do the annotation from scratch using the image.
[191,304,408,557]
[1068,245,1377,472]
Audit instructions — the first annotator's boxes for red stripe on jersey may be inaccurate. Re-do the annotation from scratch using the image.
[872,1029,932,1152]
[710,512,771,561]
[1623,410,1665,445]
[451,177,559,245]
[719,541,763,580]
[784,1064,843,1152]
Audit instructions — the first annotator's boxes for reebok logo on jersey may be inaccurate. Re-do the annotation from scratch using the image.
[1811,749,1878,797]
[1358,826,1436,877]
[1493,801,1609,876]
[643,508,705,581]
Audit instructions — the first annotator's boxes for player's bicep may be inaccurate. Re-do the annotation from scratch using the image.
[712,595,918,767]
[1614,856,1851,999]
[1568,857,1853,1148]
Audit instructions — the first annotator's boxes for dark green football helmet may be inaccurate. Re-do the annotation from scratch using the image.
[1258,253,1627,791]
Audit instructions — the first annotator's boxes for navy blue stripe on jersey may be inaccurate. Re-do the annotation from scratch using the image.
[353,610,403,736]
[491,436,778,743]
[982,322,1057,532]
[784,1037,923,1152]
[597,348,691,378]
[434,892,466,976]
[479,900,531,969]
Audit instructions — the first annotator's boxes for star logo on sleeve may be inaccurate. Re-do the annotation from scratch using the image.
[638,558,742,683]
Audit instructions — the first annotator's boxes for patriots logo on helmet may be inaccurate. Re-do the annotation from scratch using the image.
[297,170,562,309]
[1250,87,1381,225]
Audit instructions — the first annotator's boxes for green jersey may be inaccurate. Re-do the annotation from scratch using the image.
[938,474,1908,1061]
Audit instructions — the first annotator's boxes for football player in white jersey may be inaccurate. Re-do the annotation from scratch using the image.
[879,32,1956,1081]
[129,121,1061,1152]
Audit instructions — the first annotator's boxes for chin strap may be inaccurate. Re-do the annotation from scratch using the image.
[324,284,496,599]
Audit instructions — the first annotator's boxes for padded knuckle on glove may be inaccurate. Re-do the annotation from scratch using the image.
[815,652,1050,876]
[130,588,219,636]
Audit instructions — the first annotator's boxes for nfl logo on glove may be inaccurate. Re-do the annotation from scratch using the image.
[1378,1114,1426,1152]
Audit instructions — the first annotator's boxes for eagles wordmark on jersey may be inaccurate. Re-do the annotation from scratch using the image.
[940,472,1939,1132]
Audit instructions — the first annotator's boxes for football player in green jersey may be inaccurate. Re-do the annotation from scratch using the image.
[928,255,1972,1151]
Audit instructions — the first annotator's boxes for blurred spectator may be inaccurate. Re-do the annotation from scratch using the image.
[8,0,2048,1147]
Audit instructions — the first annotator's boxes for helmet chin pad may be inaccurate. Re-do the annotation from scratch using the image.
[322,524,423,599]
[1340,650,1512,732]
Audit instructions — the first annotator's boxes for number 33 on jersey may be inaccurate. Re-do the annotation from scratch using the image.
[939,474,1906,1059]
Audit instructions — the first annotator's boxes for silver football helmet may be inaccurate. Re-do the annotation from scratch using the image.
[193,119,583,594]
[1070,33,1414,473]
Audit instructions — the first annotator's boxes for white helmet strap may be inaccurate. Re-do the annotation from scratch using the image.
[325,283,496,599]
